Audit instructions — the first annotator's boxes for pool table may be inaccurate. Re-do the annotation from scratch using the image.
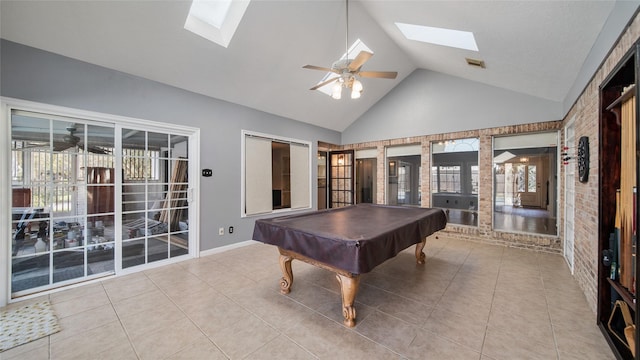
[252,203,447,327]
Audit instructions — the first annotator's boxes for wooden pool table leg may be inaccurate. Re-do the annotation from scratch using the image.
[415,238,427,264]
[336,274,360,327]
[279,253,294,294]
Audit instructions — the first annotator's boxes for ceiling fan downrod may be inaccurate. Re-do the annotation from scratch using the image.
[345,0,349,63]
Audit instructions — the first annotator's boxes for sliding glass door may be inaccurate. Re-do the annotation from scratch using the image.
[9,109,195,298]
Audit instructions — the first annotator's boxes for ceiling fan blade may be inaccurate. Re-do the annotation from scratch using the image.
[348,51,373,72]
[83,144,110,154]
[358,71,398,79]
[310,77,339,91]
[303,65,339,74]
[53,142,73,152]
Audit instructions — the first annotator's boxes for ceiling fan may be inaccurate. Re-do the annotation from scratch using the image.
[54,125,111,154]
[303,0,397,99]
[21,124,110,154]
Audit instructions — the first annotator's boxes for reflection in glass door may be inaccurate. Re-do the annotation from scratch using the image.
[121,130,190,268]
[10,111,116,296]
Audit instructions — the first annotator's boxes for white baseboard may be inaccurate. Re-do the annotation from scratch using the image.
[199,240,257,257]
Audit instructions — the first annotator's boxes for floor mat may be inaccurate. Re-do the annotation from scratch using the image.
[0,300,60,352]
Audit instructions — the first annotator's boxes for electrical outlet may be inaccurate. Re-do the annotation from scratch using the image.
[228,226,234,234]
[218,227,224,236]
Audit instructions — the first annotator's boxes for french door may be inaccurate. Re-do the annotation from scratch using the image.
[328,150,354,208]
[8,108,196,298]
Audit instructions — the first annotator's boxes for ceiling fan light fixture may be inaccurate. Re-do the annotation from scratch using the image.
[351,79,363,99]
[303,0,396,99]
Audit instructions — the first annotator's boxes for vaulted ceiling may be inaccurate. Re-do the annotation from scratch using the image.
[0,1,635,132]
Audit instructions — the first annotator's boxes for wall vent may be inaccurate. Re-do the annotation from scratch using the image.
[466,58,485,68]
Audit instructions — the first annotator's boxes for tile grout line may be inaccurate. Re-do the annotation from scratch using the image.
[404,239,485,357]
[142,268,233,360]
[479,243,506,360]
[100,279,143,360]
[537,253,561,360]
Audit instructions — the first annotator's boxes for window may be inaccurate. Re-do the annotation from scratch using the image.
[184,0,251,48]
[395,22,479,51]
[243,131,311,216]
[433,165,461,193]
[493,132,558,235]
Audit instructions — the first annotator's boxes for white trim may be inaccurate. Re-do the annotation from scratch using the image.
[1,97,199,135]
[199,239,256,257]
[0,102,10,307]
[563,118,576,274]
[114,124,124,273]
[190,131,201,257]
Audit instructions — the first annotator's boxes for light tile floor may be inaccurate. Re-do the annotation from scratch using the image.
[2,235,614,359]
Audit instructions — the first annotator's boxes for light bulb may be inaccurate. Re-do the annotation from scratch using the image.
[352,79,363,92]
[351,79,363,99]
[331,82,342,100]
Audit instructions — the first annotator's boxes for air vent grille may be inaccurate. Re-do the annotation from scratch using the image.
[466,58,485,68]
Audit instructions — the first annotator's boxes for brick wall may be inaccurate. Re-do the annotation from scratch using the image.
[341,121,563,253]
[561,12,640,313]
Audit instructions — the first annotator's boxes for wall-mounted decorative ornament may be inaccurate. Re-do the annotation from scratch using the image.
[578,136,589,183]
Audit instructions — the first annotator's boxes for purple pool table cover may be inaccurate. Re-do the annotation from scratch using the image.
[252,204,447,274]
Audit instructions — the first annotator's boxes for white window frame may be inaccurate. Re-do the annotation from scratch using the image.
[241,130,312,217]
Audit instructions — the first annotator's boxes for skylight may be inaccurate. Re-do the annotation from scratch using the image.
[315,39,373,96]
[184,0,250,48]
[395,22,479,51]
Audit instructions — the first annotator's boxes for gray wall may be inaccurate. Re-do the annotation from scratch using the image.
[341,69,563,144]
[0,39,341,250]
[341,1,640,145]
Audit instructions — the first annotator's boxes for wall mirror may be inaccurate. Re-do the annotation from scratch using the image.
[493,132,558,235]
[431,138,479,226]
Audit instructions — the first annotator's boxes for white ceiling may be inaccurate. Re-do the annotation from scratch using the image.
[0,0,628,132]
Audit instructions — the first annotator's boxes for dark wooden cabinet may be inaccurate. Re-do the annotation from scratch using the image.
[86,167,115,219]
[598,42,640,360]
